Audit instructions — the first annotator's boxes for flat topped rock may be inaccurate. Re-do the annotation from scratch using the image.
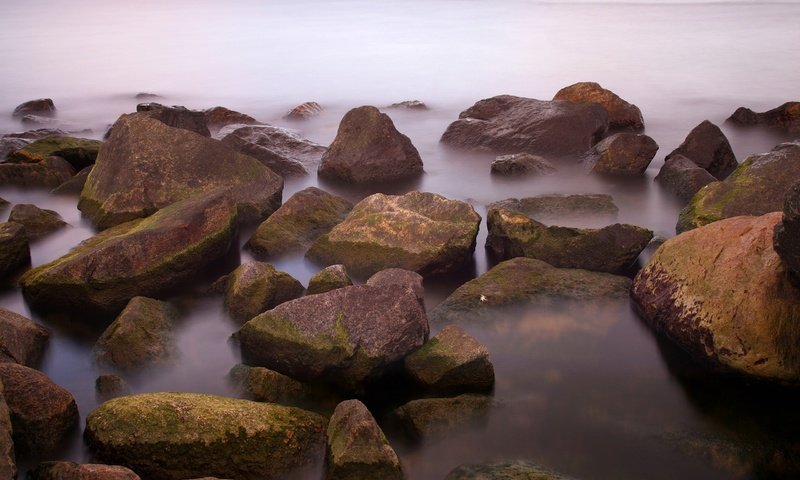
[7,135,102,171]
[553,81,643,131]
[490,153,556,177]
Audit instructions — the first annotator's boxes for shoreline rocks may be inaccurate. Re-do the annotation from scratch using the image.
[12,99,56,118]
[307,264,353,296]
[655,154,716,203]
[488,195,618,227]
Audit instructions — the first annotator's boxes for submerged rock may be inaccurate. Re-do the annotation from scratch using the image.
[22,190,238,316]
[631,213,800,382]
[52,165,92,195]
[655,154,716,203]
[247,187,353,258]
[284,101,323,120]
[0,307,49,367]
[29,461,141,480]
[84,392,326,480]
[430,258,631,324]
[445,461,576,480]
[95,375,132,403]
[8,203,67,240]
[307,192,480,278]
[229,364,327,409]
[581,133,658,176]
[488,194,619,226]
[0,222,31,282]
[440,95,608,158]
[774,182,800,278]
[665,120,737,180]
[204,106,258,133]
[0,155,75,188]
[0,379,15,480]
[727,102,800,134]
[326,399,405,480]
[490,153,556,177]
[388,394,493,441]
[12,98,56,118]
[553,81,643,131]
[386,100,429,110]
[79,113,282,229]
[318,106,423,183]
[677,140,800,232]
[307,264,353,296]
[220,124,327,177]
[7,135,102,170]
[222,262,305,323]
[136,102,210,136]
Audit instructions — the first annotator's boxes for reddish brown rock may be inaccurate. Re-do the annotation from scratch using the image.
[582,133,658,176]
[655,154,717,203]
[553,82,643,130]
[284,101,323,120]
[220,125,326,177]
[665,120,737,180]
[12,99,56,118]
[204,106,258,133]
[0,156,75,188]
[29,461,141,480]
[136,102,210,137]
[0,307,49,367]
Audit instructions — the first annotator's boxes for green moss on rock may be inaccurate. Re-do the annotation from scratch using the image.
[223,262,305,323]
[8,136,102,170]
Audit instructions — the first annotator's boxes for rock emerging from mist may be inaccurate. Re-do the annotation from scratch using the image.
[95,375,132,403]
[655,154,717,203]
[727,101,800,134]
[581,132,658,176]
[0,307,49,367]
[220,124,327,177]
[136,102,211,137]
[387,394,493,441]
[221,261,305,323]
[203,106,258,133]
[445,461,576,480]
[488,194,619,227]
[665,120,737,180]
[284,101,323,120]
[12,99,56,119]
[490,153,556,177]
[0,156,75,189]
[553,81,644,131]
[7,135,102,171]
[306,264,353,296]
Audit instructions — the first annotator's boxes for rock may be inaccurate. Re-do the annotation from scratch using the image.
[307,192,480,278]
[490,153,556,177]
[631,212,800,382]
[84,392,326,480]
[487,194,618,226]
[0,155,75,188]
[222,262,305,323]
[665,120,737,180]
[247,187,352,258]
[440,95,608,158]
[774,182,800,278]
[307,265,353,295]
[0,379,16,480]
[486,208,653,274]
[228,364,326,409]
[553,81,643,131]
[79,113,282,229]
[727,102,800,134]
[0,307,49,366]
[430,258,631,325]
[136,102,211,136]
[677,140,800,232]
[284,101,323,120]
[93,297,177,371]
[3,128,67,141]
[318,106,423,183]
[386,100,428,110]
[581,133,658,176]
[387,394,492,441]
[326,399,404,480]
[7,135,102,170]
[0,136,30,161]
[21,190,238,316]
[52,165,92,194]
[0,363,79,454]
[366,268,425,305]
[655,154,717,203]
[95,375,132,403]
[0,222,30,282]
[135,92,161,100]
[204,106,258,133]
[0,197,6,209]
[237,283,429,392]
[8,203,67,240]
[12,98,56,118]
[404,325,494,394]
[29,461,141,480]
[445,461,575,480]
[220,124,327,177]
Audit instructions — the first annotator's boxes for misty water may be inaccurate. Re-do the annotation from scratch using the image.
[2,1,800,479]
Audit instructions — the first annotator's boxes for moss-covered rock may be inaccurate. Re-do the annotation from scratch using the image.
[95,375,132,403]
[8,203,67,240]
[0,221,30,282]
[7,135,102,170]
[307,265,353,296]
[665,120,737,180]
[488,194,618,227]
[0,307,49,366]
[581,132,658,176]
[632,212,800,382]
[553,81,643,131]
[445,461,576,480]
[237,284,428,393]
[0,155,75,188]
[21,190,238,316]
[79,113,282,229]
[307,192,480,278]
[486,208,652,274]
[326,399,404,480]
[387,394,493,441]
[229,364,333,411]
[0,379,15,480]
[84,392,326,480]
[247,187,353,258]
[655,154,717,204]
[677,140,800,232]
[430,258,631,325]
[404,325,494,394]
[29,461,141,480]
[222,262,304,323]
[220,125,327,177]
[93,297,177,371]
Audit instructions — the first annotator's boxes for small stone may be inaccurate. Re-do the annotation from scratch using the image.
[490,153,556,177]
[307,265,353,295]
[8,203,68,240]
[0,307,49,367]
[386,100,429,110]
[95,375,132,403]
[12,99,56,118]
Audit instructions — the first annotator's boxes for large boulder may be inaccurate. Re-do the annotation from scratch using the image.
[665,120,737,180]
[0,222,30,281]
[21,190,238,316]
[307,192,480,278]
[445,461,576,480]
[553,81,643,131]
[93,297,177,371]
[306,264,353,296]
[220,125,327,177]
[12,99,56,118]
[488,194,618,227]
[0,307,49,366]
[655,154,717,203]
[774,182,800,278]
[84,392,326,480]
[0,155,75,188]
[440,95,608,159]
[7,136,102,170]
[430,258,631,325]
[29,462,141,480]
[326,400,404,480]
[677,141,800,232]
[247,187,353,258]
[318,106,423,183]
[387,394,492,441]
[727,102,800,134]
[490,153,556,177]
[136,102,210,137]
[0,379,15,480]
[79,113,282,229]
[8,203,67,240]
[581,133,658,176]
[486,208,652,274]
[203,106,257,133]
[0,363,79,454]
[237,283,429,392]
[221,262,305,323]
[631,212,800,382]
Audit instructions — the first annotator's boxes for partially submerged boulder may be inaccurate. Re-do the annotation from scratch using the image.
[136,102,210,137]
[8,203,67,240]
[490,153,556,177]
[79,113,282,229]
[204,106,258,133]
[7,136,102,170]
[229,364,326,409]
[95,375,132,403]
[84,392,326,480]
[445,461,575,480]
[677,140,800,232]
[0,379,15,480]
[553,81,643,131]
[247,187,353,258]
[21,190,238,316]
[488,194,618,227]
[631,212,800,382]
[440,95,608,158]
[284,101,323,121]
[93,297,178,371]
[318,106,423,183]
[326,400,404,480]
[581,133,658,176]
[386,100,428,111]
[307,264,353,296]
[0,222,30,282]
[727,102,800,134]
[12,98,56,118]
[0,156,75,188]
[774,182,800,278]
[220,124,327,177]
[29,461,141,480]
[655,154,716,203]
[307,192,480,278]
[387,394,493,441]
[0,307,49,366]
[222,262,305,323]
[430,258,631,324]
[665,120,737,180]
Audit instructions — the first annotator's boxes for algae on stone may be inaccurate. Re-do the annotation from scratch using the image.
[222,262,305,323]
[307,265,353,296]
[8,136,102,170]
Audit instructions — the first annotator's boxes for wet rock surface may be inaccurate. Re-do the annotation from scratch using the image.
[8,203,67,240]
[445,461,575,480]
[284,101,323,120]
[136,102,211,137]
[220,124,327,177]
[0,307,49,367]
[0,379,15,480]
[581,132,658,176]
[665,120,737,180]
[490,153,556,177]
[222,262,305,323]
[307,264,353,296]
[655,154,716,203]
[203,106,258,133]
[553,81,644,131]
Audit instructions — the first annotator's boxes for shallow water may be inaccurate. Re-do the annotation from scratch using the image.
[2,0,800,479]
